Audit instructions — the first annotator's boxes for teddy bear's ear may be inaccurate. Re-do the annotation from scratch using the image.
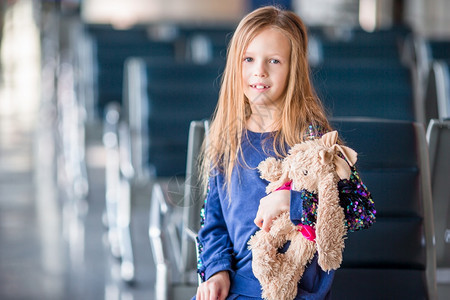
[257,157,283,182]
[319,149,333,165]
[321,131,338,147]
[336,144,358,166]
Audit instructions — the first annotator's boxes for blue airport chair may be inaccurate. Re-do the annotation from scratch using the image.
[104,57,222,285]
[149,120,209,300]
[121,58,223,181]
[425,59,450,287]
[86,24,177,118]
[310,26,410,62]
[412,37,450,125]
[177,25,233,62]
[427,40,450,62]
[311,59,415,121]
[427,119,450,271]
[424,60,450,124]
[330,118,437,299]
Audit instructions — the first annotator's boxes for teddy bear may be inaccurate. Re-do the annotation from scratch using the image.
[248,131,358,300]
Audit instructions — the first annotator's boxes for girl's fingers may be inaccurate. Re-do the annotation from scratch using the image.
[208,285,217,300]
[261,218,272,232]
[196,288,202,300]
[254,215,263,228]
[254,206,262,227]
[197,284,209,300]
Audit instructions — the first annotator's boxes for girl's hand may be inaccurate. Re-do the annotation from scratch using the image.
[196,271,230,300]
[254,190,290,232]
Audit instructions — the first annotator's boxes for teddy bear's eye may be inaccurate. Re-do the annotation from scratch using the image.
[303,169,308,176]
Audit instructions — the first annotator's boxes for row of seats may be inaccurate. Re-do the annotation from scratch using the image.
[405,36,450,125]
[309,25,410,61]
[85,24,231,118]
[305,26,438,299]
[102,56,225,283]
[76,24,230,284]
[309,26,417,122]
[69,22,443,299]
[414,38,450,280]
[122,58,224,178]
[311,58,414,121]
[330,118,435,299]
[424,47,450,277]
[427,118,450,271]
[310,33,449,288]
[60,22,233,287]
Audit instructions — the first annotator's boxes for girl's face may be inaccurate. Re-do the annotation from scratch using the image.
[242,27,291,113]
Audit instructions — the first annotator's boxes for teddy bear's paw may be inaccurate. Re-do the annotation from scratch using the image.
[261,283,297,300]
[269,212,294,237]
[317,251,343,272]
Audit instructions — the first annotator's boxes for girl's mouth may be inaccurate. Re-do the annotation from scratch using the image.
[250,84,270,90]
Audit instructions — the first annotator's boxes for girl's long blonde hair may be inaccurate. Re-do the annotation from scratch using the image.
[201,6,332,191]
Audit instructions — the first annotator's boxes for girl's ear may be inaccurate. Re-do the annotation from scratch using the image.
[257,157,283,182]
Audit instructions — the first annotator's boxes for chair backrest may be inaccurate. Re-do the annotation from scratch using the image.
[424,60,450,124]
[181,120,209,283]
[311,59,415,121]
[330,118,437,299]
[427,40,450,62]
[178,25,233,62]
[87,24,177,117]
[426,119,450,268]
[309,27,416,122]
[123,57,223,179]
[311,26,409,62]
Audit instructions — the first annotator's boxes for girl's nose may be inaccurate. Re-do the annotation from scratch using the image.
[254,72,267,77]
[253,62,267,77]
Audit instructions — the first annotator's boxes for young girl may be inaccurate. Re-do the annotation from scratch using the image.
[194,6,375,300]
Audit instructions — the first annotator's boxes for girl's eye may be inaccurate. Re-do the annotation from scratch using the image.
[244,57,253,62]
[269,59,280,64]
[303,169,308,176]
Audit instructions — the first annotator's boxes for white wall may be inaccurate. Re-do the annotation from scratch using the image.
[81,0,450,38]
[81,0,245,27]
[294,0,450,37]
[405,0,450,37]
[293,0,360,27]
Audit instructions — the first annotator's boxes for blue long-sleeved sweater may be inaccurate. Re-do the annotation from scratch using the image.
[194,129,375,299]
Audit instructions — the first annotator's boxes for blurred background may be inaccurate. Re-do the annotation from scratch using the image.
[0,0,449,299]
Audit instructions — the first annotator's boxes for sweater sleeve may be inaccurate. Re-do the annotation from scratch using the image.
[196,175,233,282]
[289,190,304,225]
[338,166,376,232]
